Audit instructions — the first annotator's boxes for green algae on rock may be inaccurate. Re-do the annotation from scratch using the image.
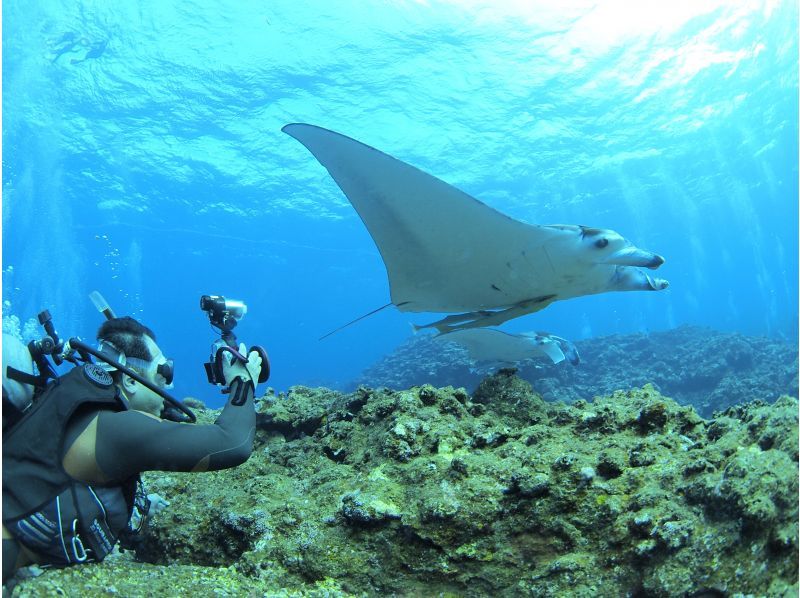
[7,557,350,597]
[9,373,798,597]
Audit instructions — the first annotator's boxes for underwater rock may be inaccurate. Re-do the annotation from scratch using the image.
[9,376,798,597]
[256,386,336,439]
[339,490,402,526]
[354,325,798,417]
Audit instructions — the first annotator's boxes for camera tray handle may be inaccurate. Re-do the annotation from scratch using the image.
[207,343,271,387]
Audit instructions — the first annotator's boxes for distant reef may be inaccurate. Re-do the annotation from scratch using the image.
[9,373,798,596]
[354,325,799,417]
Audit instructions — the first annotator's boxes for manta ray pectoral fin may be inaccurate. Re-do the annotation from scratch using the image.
[415,295,557,333]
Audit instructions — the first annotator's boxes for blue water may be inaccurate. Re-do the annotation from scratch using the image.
[3,1,798,407]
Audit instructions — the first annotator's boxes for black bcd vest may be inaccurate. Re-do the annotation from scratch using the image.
[2,363,134,521]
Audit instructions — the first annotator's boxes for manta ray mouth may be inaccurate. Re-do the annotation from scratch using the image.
[603,246,665,269]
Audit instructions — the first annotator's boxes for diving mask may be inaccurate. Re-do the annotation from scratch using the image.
[97,341,174,388]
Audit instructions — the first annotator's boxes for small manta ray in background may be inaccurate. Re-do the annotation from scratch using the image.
[282,123,669,357]
[435,328,580,367]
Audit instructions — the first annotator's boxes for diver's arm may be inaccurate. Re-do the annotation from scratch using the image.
[94,378,255,480]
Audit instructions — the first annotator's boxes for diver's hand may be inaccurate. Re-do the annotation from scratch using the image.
[222,343,262,386]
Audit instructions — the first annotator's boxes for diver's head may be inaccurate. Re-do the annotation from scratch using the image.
[97,317,173,416]
[2,332,35,410]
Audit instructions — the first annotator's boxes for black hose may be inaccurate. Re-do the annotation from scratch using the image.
[68,338,196,423]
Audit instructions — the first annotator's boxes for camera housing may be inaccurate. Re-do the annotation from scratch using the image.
[199,295,247,334]
[200,294,270,386]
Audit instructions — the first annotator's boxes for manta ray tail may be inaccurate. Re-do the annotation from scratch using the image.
[319,302,394,340]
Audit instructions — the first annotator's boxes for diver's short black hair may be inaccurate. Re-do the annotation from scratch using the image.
[97,317,157,362]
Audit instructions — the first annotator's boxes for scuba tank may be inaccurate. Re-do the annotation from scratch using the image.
[2,332,36,429]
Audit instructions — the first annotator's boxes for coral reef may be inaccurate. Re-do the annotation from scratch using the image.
[355,325,799,417]
[9,373,798,597]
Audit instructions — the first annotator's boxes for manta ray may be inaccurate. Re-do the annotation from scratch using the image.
[435,328,580,366]
[283,123,668,334]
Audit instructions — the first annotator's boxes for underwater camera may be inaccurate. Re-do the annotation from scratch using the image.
[200,295,270,388]
[199,295,247,333]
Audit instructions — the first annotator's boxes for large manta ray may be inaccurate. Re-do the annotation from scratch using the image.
[283,124,668,333]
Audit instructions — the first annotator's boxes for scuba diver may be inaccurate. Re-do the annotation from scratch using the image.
[2,295,268,584]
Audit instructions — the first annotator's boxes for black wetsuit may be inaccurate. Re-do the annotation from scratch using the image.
[93,377,255,479]
[2,368,254,581]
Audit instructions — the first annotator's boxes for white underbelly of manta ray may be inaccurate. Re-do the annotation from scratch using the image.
[283,123,669,334]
